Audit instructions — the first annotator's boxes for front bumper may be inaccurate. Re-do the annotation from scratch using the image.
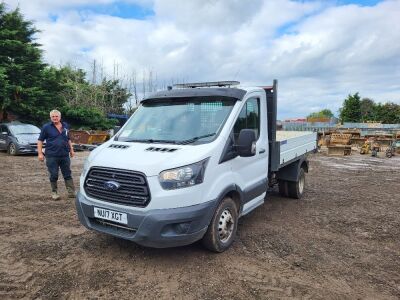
[75,191,218,248]
[16,143,39,154]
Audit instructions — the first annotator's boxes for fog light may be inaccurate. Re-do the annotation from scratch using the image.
[173,222,191,234]
[161,222,191,236]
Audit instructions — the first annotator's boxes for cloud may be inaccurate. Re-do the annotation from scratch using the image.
[3,0,400,119]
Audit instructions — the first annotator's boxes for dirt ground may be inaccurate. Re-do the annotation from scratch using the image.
[0,150,399,299]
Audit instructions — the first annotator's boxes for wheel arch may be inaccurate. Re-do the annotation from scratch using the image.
[213,184,243,216]
[300,160,309,173]
[277,156,309,182]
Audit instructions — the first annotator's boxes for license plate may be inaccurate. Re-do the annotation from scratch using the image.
[94,207,128,225]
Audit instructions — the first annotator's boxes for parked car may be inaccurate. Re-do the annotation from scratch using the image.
[0,122,42,155]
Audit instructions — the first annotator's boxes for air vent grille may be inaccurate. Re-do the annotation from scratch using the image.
[109,144,130,149]
[145,147,178,153]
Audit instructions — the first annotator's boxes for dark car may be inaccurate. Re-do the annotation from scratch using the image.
[0,122,42,155]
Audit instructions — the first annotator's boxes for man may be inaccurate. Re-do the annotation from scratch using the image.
[37,110,75,200]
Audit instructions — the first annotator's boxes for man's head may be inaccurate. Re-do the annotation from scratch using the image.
[50,109,61,124]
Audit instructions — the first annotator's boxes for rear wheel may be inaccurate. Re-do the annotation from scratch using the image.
[288,168,305,199]
[202,196,238,252]
[8,142,18,156]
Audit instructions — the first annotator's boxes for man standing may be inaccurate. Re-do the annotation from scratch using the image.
[37,109,76,200]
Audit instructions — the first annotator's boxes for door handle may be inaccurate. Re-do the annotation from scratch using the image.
[259,148,266,154]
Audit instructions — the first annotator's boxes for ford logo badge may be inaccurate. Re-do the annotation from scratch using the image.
[104,181,120,191]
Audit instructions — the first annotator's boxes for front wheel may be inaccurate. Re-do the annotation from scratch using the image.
[202,197,238,252]
[288,168,305,199]
[8,142,18,156]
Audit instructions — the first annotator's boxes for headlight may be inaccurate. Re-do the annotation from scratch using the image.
[159,158,209,190]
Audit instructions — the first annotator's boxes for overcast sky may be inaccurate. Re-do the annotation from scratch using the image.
[3,0,400,119]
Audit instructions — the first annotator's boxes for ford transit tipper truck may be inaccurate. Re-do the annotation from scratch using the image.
[75,80,317,252]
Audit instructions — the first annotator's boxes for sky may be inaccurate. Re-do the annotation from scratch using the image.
[3,0,400,119]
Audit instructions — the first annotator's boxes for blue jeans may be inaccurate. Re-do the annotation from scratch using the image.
[46,156,72,182]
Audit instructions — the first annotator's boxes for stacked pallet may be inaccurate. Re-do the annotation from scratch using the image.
[330,133,352,145]
[328,133,352,156]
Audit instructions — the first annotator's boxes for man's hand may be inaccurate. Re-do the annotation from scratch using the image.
[68,141,75,158]
[37,140,44,161]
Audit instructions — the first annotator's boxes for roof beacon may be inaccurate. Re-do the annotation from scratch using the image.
[173,81,240,89]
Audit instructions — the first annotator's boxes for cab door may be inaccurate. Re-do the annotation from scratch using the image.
[229,93,269,208]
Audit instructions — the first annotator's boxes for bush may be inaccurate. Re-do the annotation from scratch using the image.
[62,106,117,130]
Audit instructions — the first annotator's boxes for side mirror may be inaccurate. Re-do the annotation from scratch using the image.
[236,129,256,157]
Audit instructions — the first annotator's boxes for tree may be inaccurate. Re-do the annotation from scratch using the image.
[57,64,131,114]
[97,78,131,114]
[339,93,400,124]
[374,102,400,124]
[0,3,48,122]
[360,97,375,122]
[62,106,117,130]
[307,109,334,119]
[339,93,361,123]
[0,4,130,128]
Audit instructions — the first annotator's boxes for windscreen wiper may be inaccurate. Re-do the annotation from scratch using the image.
[125,138,177,144]
[177,133,216,145]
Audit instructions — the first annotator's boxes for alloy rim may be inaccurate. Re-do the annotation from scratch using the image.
[9,144,16,155]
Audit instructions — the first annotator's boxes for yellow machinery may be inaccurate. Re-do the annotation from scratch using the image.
[360,142,370,154]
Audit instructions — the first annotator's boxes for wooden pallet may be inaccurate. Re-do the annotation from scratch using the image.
[328,145,352,156]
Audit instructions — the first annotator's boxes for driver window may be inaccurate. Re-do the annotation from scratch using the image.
[233,98,260,141]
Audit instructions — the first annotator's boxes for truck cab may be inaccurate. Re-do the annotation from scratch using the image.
[75,80,317,252]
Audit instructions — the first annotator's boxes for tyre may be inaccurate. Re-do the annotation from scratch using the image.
[8,142,18,156]
[202,196,238,252]
[288,168,305,199]
[386,151,392,158]
[278,180,288,197]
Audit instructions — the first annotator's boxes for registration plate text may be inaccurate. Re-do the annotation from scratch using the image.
[94,207,128,225]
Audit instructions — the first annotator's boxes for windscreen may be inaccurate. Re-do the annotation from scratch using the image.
[9,124,40,135]
[117,98,236,144]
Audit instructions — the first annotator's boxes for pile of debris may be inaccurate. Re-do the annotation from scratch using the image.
[318,129,400,158]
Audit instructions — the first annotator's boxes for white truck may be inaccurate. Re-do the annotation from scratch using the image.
[75,80,317,252]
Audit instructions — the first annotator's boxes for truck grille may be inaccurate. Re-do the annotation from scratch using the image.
[84,167,151,207]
